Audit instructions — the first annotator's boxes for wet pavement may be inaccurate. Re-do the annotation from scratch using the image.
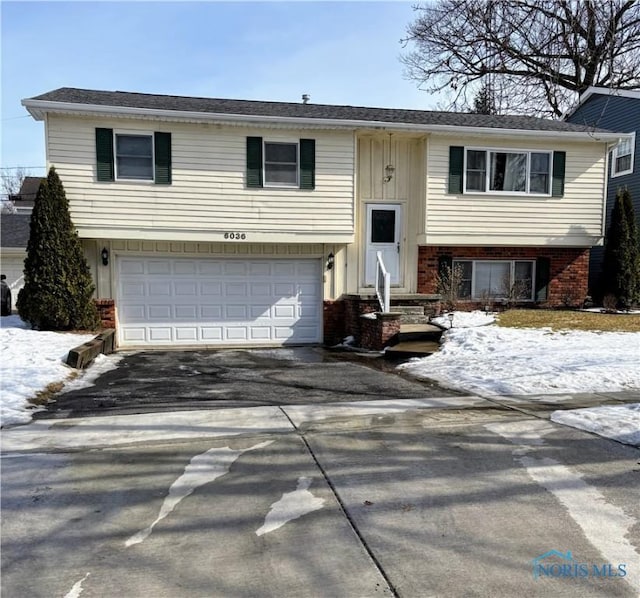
[38,348,462,418]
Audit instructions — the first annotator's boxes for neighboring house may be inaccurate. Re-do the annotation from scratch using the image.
[0,213,31,300]
[565,87,639,297]
[22,87,624,348]
[8,176,42,213]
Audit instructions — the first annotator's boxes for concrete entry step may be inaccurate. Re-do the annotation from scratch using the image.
[385,340,441,358]
[398,323,444,343]
[392,305,425,315]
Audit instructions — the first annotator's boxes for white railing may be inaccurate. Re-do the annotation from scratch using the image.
[375,251,391,313]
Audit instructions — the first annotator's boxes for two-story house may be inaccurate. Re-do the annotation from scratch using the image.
[22,88,624,348]
[565,87,640,298]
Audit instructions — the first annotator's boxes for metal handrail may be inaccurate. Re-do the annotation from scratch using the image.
[375,251,390,313]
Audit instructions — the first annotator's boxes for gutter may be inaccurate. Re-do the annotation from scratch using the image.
[21,99,625,142]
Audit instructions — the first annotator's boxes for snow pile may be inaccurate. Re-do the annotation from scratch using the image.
[399,319,640,396]
[551,404,640,447]
[0,316,94,426]
[432,310,495,329]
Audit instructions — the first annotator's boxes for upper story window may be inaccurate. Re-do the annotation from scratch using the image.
[464,149,551,195]
[95,128,171,184]
[449,146,565,197]
[264,142,298,187]
[611,133,635,178]
[247,137,315,190]
[115,134,153,181]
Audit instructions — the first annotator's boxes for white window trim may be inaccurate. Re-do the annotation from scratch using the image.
[453,259,536,301]
[263,140,299,188]
[611,132,635,178]
[114,131,155,183]
[463,147,553,196]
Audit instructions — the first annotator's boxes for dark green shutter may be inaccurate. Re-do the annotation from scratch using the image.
[448,146,464,194]
[299,138,315,190]
[154,132,172,184]
[535,257,551,301]
[438,255,453,278]
[246,137,263,188]
[552,151,566,197]
[95,128,114,181]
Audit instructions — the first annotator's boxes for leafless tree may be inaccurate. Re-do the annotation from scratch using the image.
[1,166,30,198]
[402,0,640,117]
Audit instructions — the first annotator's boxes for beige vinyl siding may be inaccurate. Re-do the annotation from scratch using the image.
[423,135,607,246]
[352,134,426,292]
[47,115,355,243]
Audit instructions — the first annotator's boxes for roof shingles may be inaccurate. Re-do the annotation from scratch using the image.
[28,87,614,134]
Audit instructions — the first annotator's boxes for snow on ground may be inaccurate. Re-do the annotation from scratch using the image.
[551,404,640,447]
[400,312,640,396]
[432,310,496,329]
[0,316,94,427]
[399,310,640,446]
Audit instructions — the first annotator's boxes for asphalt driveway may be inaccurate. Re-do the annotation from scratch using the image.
[39,348,461,418]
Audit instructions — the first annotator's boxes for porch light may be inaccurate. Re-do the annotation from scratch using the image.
[101,247,109,266]
[384,164,395,182]
[326,252,335,270]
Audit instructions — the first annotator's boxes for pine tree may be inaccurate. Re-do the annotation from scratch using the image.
[17,167,99,330]
[602,187,640,308]
[471,84,497,115]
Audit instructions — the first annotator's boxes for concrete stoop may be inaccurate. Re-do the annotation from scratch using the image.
[385,320,445,359]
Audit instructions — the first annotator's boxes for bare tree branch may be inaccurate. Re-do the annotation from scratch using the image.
[401,0,640,117]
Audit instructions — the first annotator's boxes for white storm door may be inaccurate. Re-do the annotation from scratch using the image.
[365,204,402,285]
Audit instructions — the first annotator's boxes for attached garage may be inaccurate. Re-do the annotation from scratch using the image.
[116,256,323,347]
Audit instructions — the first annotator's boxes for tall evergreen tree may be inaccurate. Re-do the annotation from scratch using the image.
[602,187,640,308]
[17,167,99,330]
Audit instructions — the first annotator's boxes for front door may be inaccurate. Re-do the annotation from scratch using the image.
[365,204,402,285]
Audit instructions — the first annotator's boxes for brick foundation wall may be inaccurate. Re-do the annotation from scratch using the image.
[94,299,116,329]
[323,300,346,345]
[418,246,590,308]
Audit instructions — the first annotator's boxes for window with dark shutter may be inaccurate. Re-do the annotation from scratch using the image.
[246,137,263,188]
[449,146,464,194]
[96,128,114,182]
[552,151,566,197]
[535,257,551,301]
[154,132,172,185]
[299,138,315,190]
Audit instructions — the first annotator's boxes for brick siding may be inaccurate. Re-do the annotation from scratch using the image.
[418,246,590,308]
[94,298,116,329]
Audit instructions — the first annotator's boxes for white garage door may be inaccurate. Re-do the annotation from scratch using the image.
[117,257,323,347]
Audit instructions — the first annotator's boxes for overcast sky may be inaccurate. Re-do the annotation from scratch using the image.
[1,1,440,176]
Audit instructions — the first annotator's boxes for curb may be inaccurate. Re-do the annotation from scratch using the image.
[66,329,116,369]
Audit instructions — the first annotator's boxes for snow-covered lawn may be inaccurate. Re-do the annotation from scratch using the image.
[400,311,640,446]
[0,316,94,426]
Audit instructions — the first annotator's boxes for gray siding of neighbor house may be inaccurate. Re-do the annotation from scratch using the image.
[567,94,640,296]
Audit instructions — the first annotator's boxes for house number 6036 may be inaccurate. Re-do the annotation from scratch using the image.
[224,232,246,240]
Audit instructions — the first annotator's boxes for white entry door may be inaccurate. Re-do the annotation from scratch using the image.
[365,204,402,285]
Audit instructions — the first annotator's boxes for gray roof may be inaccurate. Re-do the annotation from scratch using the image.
[28,87,616,134]
[1,213,31,248]
[8,176,43,207]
